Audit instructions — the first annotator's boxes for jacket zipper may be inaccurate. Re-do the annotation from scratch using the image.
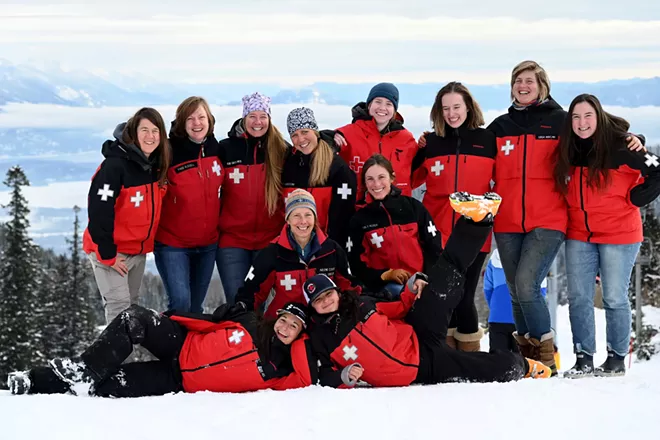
[451,129,461,229]
[521,134,528,233]
[380,201,402,271]
[180,348,257,373]
[140,184,156,254]
[579,167,592,242]
[354,327,418,368]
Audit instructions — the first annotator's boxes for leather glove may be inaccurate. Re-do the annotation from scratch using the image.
[381,269,411,284]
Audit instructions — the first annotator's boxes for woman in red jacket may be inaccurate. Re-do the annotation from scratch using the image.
[217,92,289,304]
[236,189,362,318]
[554,94,660,378]
[412,82,496,352]
[83,107,169,323]
[155,96,223,313]
[348,154,442,298]
[334,83,419,197]
[282,107,357,247]
[7,302,315,397]
[305,201,550,389]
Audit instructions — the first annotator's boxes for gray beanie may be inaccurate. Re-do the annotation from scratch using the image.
[287,107,319,136]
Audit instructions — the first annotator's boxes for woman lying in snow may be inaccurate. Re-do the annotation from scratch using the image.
[305,192,552,388]
[7,302,316,397]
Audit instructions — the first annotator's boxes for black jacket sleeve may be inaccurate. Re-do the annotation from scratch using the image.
[618,149,660,207]
[310,329,345,388]
[87,159,123,264]
[326,158,357,248]
[411,198,443,272]
[235,245,278,310]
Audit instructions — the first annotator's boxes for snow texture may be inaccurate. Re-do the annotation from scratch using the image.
[1,305,659,440]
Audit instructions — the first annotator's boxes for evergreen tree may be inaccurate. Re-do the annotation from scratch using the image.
[0,166,41,382]
[66,205,98,352]
[36,251,69,359]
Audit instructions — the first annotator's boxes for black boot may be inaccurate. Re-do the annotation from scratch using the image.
[563,352,594,379]
[594,350,626,377]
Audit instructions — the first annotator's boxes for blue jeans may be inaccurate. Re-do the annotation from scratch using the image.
[216,247,261,305]
[566,240,640,357]
[154,242,217,313]
[494,229,565,339]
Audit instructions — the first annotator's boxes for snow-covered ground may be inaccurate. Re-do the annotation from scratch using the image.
[2,305,659,440]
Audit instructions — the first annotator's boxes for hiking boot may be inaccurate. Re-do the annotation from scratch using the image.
[594,350,626,377]
[513,332,535,359]
[527,332,557,376]
[7,371,31,395]
[525,358,552,379]
[454,328,484,352]
[49,358,95,387]
[446,328,457,349]
[563,353,594,379]
[449,191,502,223]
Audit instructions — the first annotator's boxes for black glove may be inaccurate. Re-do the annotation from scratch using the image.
[211,301,249,321]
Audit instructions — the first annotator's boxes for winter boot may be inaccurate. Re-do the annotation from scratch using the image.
[454,327,484,352]
[449,192,502,223]
[446,328,457,349]
[524,358,552,379]
[513,332,535,359]
[7,371,31,395]
[527,332,557,376]
[49,358,96,395]
[594,350,626,377]
[563,352,594,379]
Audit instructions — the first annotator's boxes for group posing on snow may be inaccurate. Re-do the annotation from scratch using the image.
[7,60,660,397]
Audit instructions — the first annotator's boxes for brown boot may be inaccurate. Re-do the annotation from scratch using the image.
[446,328,457,349]
[513,332,535,359]
[527,332,557,376]
[454,328,484,352]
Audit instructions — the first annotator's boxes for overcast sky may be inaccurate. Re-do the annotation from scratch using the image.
[1,1,659,85]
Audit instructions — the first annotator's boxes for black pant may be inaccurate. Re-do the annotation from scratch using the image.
[449,251,488,334]
[30,305,187,397]
[406,217,526,384]
[488,323,519,354]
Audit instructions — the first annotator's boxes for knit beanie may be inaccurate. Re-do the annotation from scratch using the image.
[242,92,271,117]
[287,107,319,136]
[285,188,317,220]
[366,82,399,111]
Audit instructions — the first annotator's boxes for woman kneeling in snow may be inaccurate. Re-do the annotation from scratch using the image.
[7,302,316,397]
[306,194,552,388]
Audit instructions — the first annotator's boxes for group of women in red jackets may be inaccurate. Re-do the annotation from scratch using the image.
[11,58,659,396]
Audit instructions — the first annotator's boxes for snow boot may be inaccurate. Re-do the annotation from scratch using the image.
[49,358,96,395]
[446,328,457,349]
[563,352,594,379]
[594,350,626,377]
[7,371,31,395]
[513,332,535,359]
[454,327,484,352]
[524,358,552,379]
[449,192,501,223]
[527,332,557,376]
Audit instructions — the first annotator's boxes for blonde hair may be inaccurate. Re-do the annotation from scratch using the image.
[430,82,485,137]
[510,60,551,103]
[261,121,288,216]
[308,135,334,187]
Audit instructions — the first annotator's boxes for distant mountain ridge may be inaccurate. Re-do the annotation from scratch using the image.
[1,59,660,109]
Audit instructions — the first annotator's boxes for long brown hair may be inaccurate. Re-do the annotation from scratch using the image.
[122,107,170,185]
[242,117,289,216]
[510,60,551,103]
[309,134,334,186]
[430,81,485,137]
[172,96,215,139]
[553,94,630,194]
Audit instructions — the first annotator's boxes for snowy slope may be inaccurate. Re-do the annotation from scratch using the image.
[1,305,659,440]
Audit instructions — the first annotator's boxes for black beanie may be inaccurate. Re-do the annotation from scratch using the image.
[366,82,399,111]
